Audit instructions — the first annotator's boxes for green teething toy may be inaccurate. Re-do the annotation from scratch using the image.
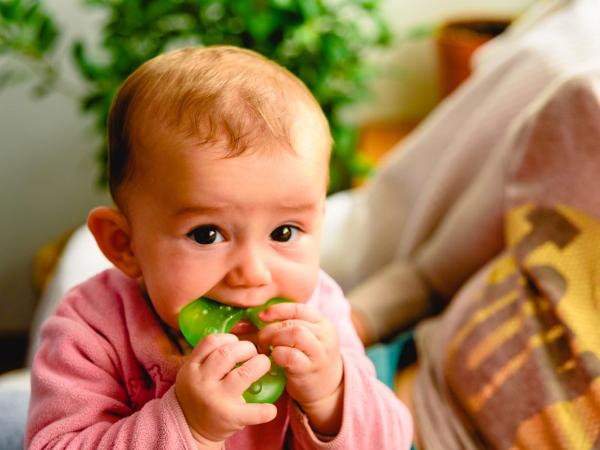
[179,297,290,403]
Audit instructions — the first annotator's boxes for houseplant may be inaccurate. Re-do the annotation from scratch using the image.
[0,0,391,193]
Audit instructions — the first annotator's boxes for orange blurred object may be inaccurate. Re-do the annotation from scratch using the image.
[354,119,420,187]
[436,18,511,98]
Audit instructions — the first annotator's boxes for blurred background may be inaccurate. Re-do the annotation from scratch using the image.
[0,0,533,372]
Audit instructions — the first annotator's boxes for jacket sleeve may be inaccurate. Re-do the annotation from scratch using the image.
[288,273,413,449]
[25,302,198,450]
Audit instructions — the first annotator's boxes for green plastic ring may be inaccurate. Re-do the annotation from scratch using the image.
[179,297,290,403]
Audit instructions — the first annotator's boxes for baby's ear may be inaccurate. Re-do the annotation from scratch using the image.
[87,206,141,278]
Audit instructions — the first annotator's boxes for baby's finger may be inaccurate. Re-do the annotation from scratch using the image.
[202,340,258,380]
[236,402,278,427]
[259,302,322,324]
[191,333,239,363]
[271,346,313,373]
[273,323,321,352]
[223,353,271,394]
[258,320,322,353]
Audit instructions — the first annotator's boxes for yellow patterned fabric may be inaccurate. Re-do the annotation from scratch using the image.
[446,203,600,449]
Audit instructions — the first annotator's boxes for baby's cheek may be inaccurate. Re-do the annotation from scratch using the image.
[289,267,320,304]
[144,283,187,329]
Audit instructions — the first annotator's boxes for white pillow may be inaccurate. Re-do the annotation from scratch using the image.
[27,225,111,365]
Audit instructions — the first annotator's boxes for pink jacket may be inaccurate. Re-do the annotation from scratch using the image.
[26,268,412,449]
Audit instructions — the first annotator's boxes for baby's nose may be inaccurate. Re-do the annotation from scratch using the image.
[225,243,272,288]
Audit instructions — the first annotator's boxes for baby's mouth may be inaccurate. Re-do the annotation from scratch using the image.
[230,319,261,348]
[230,319,259,337]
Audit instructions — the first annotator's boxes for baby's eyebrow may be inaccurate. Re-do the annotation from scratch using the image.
[276,202,318,213]
[172,201,318,217]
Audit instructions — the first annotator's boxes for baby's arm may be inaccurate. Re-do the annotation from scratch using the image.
[26,311,200,449]
[284,272,413,449]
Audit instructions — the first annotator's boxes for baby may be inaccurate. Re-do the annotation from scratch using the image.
[26,46,412,449]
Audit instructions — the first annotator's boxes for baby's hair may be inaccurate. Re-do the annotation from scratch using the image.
[107,45,330,204]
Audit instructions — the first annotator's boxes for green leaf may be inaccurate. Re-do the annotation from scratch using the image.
[298,0,319,19]
[0,0,20,21]
[81,92,105,112]
[246,11,281,41]
[72,40,102,81]
[269,0,295,12]
[37,16,58,52]
[22,1,39,22]
[359,0,377,11]
[146,0,177,20]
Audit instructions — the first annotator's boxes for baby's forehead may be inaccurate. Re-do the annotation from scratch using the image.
[136,115,329,165]
[121,123,330,208]
[132,82,330,155]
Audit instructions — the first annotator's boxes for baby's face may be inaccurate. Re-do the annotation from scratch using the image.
[121,125,329,332]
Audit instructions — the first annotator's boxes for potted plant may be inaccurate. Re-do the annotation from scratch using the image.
[0,0,391,194]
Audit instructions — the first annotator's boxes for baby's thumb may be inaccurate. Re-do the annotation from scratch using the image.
[241,403,278,426]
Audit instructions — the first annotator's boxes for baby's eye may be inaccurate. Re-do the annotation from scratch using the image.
[270,225,299,243]
[187,226,224,245]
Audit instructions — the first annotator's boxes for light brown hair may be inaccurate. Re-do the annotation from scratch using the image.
[107,45,331,203]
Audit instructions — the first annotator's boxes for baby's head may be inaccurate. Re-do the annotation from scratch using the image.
[107,45,331,207]
[89,46,333,330]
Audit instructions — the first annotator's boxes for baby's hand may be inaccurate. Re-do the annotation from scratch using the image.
[258,303,344,436]
[175,333,277,447]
